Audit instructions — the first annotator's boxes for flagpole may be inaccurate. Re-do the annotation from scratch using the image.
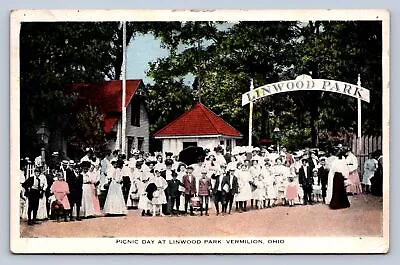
[248,79,254,147]
[121,21,127,155]
[357,74,362,158]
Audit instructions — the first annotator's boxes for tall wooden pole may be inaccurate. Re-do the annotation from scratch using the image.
[248,79,254,147]
[357,74,362,155]
[121,21,127,154]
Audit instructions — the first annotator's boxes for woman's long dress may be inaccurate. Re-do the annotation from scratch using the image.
[80,172,98,217]
[329,172,350,209]
[177,171,186,212]
[36,174,48,220]
[235,170,252,202]
[250,166,262,200]
[103,169,127,215]
[272,165,290,200]
[262,168,276,200]
[326,157,350,206]
[137,177,153,211]
[126,168,142,207]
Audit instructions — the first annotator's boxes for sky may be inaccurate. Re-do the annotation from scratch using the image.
[125,22,235,86]
[126,33,169,85]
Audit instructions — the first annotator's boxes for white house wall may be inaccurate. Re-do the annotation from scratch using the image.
[161,137,238,156]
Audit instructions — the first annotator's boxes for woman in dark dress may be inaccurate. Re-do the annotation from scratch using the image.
[328,150,350,210]
[329,172,350,209]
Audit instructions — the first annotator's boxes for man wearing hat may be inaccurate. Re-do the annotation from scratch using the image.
[66,161,85,221]
[317,157,329,204]
[221,163,238,214]
[211,167,225,216]
[161,158,176,215]
[299,158,314,205]
[182,166,197,216]
[22,168,46,225]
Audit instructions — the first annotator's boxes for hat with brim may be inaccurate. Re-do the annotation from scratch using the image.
[80,161,91,168]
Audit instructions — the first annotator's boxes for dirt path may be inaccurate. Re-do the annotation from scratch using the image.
[20,194,383,238]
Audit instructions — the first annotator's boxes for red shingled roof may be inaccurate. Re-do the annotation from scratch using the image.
[154,102,242,138]
[69,80,142,134]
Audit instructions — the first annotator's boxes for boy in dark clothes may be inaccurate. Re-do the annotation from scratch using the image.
[167,172,184,216]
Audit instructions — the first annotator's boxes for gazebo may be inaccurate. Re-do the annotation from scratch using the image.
[154,102,242,155]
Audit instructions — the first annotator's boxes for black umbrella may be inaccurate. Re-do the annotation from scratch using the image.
[178,146,206,166]
[146,182,157,201]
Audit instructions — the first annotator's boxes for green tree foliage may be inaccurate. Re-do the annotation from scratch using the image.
[67,104,107,151]
[19,22,147,157]
[146,21,382,150]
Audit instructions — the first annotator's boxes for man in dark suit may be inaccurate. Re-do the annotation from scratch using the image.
[182,166,197,216]
[167,171,184,215]
[221,164,238,214]
[66,162,84,221]
[317,158,329,204]
[161,159,176,215]
[211,170,225,216]
[22,168,44,225]
[299,158,314,205]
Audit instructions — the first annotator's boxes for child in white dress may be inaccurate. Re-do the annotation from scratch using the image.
[151,170,168,217]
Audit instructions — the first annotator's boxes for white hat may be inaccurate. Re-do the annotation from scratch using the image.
[52,151,58,156]
[253,147,260,151]
[61,160,69,165]
[69,160,75,165]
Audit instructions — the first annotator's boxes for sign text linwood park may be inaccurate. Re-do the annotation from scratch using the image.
[241,75,370,106]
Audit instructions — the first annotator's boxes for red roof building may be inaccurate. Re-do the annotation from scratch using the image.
[69,80,149,153]
[154,102,242,154]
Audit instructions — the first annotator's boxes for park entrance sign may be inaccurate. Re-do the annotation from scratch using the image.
[241,74,370,106]
[242,74,370,147]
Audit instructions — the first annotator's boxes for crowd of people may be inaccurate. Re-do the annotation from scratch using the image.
[19,144,383,226]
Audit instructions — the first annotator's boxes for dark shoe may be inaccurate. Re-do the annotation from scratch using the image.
[141,210,146,216]
[216,212,219,216]
[190,213,195,216]
[33,220,40,224]
[76,217,82,221]
[27,220,33,226]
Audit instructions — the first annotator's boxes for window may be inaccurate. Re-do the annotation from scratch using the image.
[131,97,140,127]
[183,142,197,149]
[138,137,144,151]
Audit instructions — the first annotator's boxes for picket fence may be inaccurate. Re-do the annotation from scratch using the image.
[24,163,49,179]
[349,135,382,176]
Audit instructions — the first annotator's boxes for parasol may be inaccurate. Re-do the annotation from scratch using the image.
[178,146,206,166]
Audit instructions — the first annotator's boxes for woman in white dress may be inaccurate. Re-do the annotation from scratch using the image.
[272,157,290,205]
[103,161,127,215]
[80,163,98,217]
[249,159,262,209]
[235,163,252,212]
[176,163,187,212]
[36,171,48,220]
[151,170,168,217]
[126,162,144,208]
[262,162,276,207]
